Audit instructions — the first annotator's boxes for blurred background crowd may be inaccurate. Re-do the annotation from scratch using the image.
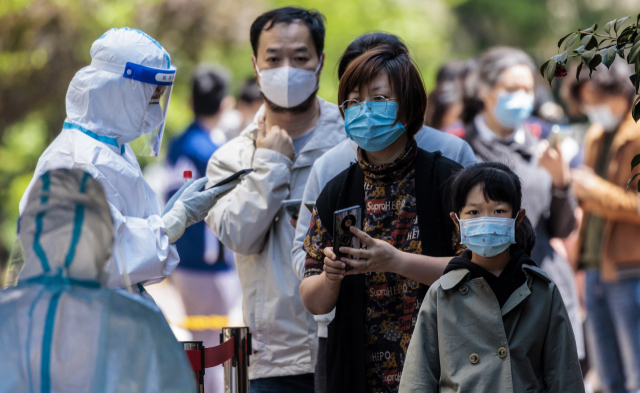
[3,0,640,392]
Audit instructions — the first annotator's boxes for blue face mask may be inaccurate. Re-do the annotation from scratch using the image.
[344,101,406,152]
[457,214,517,257]
[493,91,534,129]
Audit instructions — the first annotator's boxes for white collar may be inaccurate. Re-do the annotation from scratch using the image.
[475,115,526,145]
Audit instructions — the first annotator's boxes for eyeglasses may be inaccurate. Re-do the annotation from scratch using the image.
[340,96,397,119]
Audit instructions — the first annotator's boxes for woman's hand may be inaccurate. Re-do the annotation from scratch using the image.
[339,227,401,275]
[323,247,346,282]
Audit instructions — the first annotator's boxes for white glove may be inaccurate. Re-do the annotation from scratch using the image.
[162,177,240,243]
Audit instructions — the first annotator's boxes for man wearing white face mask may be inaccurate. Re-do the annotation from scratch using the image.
[566,61,640,393]
[204,7,346,392]
[18,28,240,297]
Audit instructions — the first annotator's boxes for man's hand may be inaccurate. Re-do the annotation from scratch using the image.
[255,117,295,161]
[538,140,570,188]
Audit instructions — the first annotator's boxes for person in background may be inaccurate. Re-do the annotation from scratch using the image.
[164,65,241,393]
[568,61,640,393]
[300,45,461,393]
[204,7,347,392]
[291,31,476,393]
[399,162,584,393]
[458,46,584,359]
[0,169,195,393]
[236,76,264,131]
[424,59,474,131]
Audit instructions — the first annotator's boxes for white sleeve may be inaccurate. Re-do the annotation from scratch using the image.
[292,164,323,281]
[106,200,179,288]
[205,147,292,255]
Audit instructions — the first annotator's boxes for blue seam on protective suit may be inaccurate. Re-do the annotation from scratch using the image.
[64,173,90,268]
[97,28,116,40]
[40,291,61,393]
[136,282,146,295]
[122,27,171,68]
[63,122,125,156]
[33,172,51,273]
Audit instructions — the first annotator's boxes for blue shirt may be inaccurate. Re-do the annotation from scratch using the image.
[166,121,230,272]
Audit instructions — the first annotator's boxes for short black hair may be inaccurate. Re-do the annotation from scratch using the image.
[192,66,228,116]
[338,46,427,138]
[450,162,536,255]
[250,7,326,58]
[238,77,262,104]
[337,32,406,80]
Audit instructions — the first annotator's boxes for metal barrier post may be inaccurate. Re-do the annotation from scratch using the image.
[220,327,251,393]
[182,341,205,393]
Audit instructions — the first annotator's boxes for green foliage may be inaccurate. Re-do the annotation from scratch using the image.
[543,13,640,121]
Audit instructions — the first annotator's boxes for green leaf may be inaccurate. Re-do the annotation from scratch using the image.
[633,95,640,122]
[583,35,598,51]
[564,34,578,50]
[561,50,568,63]
[576,63,583,81]
[602,47,617,68]
[539,60,550,78]
[580,34,593,47]
[582,48,596,65]
[546,60,557,85]
[617,26,634,47]
[627,173,640,190]
[635,59,640,74]
[604,19,616,34]
[573,45,585,54]
[632,152,640,170]
[583,23,598,33]
[628,41,640,64]
[557,33,574,48]
[615,47,626,59]
[589,54,602,76]
[615,16,630,33]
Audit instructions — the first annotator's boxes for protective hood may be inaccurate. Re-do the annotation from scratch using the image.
[65,27,172,146]
[18,168,114,284]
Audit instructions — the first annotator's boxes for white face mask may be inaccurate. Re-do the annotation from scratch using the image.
[583,104,623,132]
[255,55,323,108]
[139,100,165,135]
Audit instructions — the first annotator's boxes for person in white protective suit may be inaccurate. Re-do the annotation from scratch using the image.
[0,168,196,393]
[18,28,238,294]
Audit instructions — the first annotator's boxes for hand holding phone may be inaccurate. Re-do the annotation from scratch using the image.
[206,169,254,190]
[333,206,362,272]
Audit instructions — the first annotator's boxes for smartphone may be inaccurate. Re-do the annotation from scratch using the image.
[304,201,316,214]
[333,205,362,272]
[282,199,302,218]
[207,169,254,189]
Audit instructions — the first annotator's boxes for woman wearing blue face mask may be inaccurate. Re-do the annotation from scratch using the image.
[399,162,584,393]
[299,46,462,393]
[457,47,585,360]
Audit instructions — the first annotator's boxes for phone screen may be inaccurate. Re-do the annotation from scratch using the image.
[206,169,253,189]
[333,205,362,271]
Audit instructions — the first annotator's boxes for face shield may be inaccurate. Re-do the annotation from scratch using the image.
[90,58,177,156]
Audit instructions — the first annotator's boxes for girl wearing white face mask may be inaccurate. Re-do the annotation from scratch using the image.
[457,47,585,360]
[399,162,584,393]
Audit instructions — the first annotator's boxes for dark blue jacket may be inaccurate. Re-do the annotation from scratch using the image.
[166,121,230,272]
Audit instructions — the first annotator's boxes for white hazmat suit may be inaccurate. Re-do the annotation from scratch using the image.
[18,28,231,290]
[0,168,195,393]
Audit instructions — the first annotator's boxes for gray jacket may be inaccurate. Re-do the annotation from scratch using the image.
[204,98,346,379]
[399,265,584,393]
